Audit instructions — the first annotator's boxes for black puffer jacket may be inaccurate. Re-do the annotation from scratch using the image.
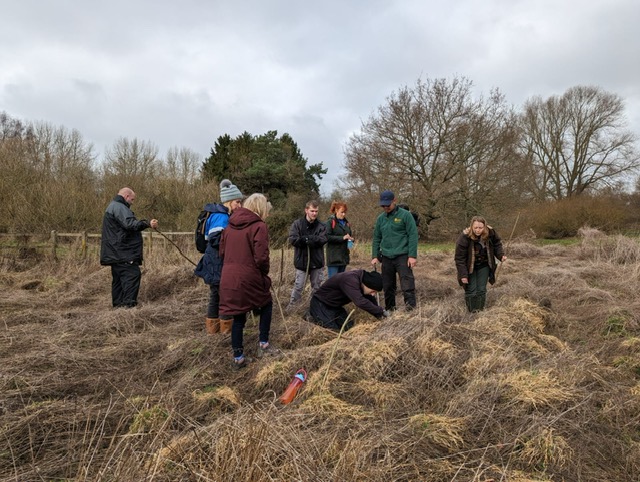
[100,195,151,265]
[288,217,327,271]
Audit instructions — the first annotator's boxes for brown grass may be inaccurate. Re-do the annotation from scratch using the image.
[1,237,640,480]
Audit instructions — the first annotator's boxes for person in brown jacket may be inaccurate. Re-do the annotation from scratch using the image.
[454,216,507,312]
[219,193,276,368]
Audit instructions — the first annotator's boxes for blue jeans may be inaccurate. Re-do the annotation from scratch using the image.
[327,265,346,278]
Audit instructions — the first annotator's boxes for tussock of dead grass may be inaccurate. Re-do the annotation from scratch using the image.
[517,427,573,469]
[347,337,407,378]
[254,360,294,393]
[541,243,572,257]
[414,335,458,363]
[579,227,640,264]
[356,379,408,409]
[508,241,545,258]
[408,413,466,450]
[577,226,607,239]
[502,369,576,408]
[192,385,241,411]
[470,299,565,358]
[301,392,373,419]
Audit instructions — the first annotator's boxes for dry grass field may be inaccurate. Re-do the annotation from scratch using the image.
[1,228,640,481]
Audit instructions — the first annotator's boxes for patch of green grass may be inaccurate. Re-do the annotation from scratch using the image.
[612,356,631,368]
[603,314,628,337]
[190,345,205,356]
[129,405,168,433]
[537,238,580,246]
[421,242,454,252]
[612,357,640,377]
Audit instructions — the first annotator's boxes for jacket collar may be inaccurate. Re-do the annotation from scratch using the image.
[114,194,130,208]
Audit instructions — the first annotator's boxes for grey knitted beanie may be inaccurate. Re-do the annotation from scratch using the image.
[220,179,243,203]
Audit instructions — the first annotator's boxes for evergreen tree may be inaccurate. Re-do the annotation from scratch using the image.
[202,130,325,201]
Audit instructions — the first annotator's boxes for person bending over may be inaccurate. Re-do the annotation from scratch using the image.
[305,269,390,331]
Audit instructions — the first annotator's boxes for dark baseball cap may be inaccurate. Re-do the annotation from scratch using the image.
[379,190,395,206]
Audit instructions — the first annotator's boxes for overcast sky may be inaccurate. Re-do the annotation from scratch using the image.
[2,0,639,195]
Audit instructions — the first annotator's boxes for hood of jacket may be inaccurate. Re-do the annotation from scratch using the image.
[228,207,262,230]
[203,202,229,214]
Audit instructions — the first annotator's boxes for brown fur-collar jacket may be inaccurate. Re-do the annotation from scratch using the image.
[454,227,505,286]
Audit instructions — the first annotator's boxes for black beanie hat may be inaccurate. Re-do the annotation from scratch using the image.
[362,270,383,292]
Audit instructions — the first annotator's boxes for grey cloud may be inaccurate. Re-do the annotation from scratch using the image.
[1,0,639,196]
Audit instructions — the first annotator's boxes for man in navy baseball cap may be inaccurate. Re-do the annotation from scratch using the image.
[379,190,395,206]
[371,189,419,311]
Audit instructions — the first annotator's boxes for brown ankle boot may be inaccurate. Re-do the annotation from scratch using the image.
[219,318,232,334]
[205,318,220,334]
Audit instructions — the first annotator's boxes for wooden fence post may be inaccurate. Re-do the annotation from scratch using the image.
[147,230,153,255]
[81,231,88,258]
[50,230,58,260]
[280,246,285,285]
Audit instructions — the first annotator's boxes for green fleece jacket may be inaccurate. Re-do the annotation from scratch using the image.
[371,207,418,259]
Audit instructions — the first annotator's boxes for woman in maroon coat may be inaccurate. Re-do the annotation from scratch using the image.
[219,193,275,367]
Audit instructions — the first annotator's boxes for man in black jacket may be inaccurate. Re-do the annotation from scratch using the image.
[287,200,327,309]
[100,187,158,307]
[305,269,390,331]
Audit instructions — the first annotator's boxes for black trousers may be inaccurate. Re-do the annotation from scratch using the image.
[306,296,354,331]
[110,262,141,307]
[381,254,416,310]
[207,283,220,318]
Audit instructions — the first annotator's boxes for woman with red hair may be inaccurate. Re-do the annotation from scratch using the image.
[325,201,354,278]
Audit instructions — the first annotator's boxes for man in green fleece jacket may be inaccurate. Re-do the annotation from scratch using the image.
[371,190,418,311]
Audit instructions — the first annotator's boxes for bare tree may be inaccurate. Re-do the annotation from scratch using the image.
[103,137,160,180]
[164,146,201,184]
[520,86,638,200]
[0,115,99,231]
[26,122,95,179]
[343,76,522,234]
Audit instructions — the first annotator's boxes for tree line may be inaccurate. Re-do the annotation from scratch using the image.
[341,77,640,239]
[1,75,639,243]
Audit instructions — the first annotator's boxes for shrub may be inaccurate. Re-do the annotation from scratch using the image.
[527,196,629,238]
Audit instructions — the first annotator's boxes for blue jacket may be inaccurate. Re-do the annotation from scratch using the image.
[194,203,230,285]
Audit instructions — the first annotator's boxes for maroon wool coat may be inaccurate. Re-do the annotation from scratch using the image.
[219,207,272,316]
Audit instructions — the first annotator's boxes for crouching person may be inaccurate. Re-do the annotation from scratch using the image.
[305,269,390,331]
